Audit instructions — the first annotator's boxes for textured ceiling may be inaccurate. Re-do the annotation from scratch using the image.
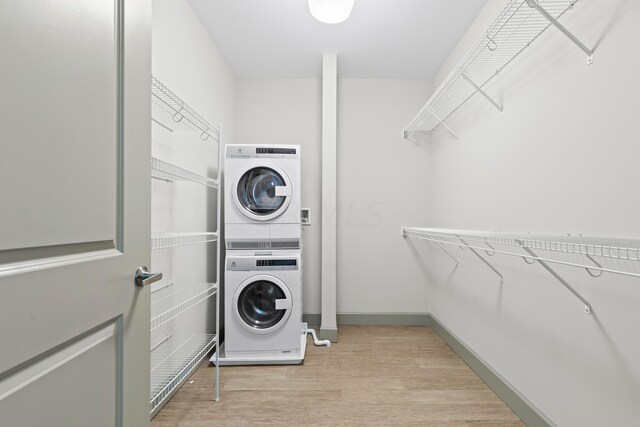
[187,0,488,78]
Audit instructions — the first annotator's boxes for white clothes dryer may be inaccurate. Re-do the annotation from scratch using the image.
[219,250,305,365]
[225,144,301,250]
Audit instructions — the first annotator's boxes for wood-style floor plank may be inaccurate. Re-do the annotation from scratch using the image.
[152,326,523,426]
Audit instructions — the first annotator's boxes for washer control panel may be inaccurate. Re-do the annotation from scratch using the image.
[228,257,299,271]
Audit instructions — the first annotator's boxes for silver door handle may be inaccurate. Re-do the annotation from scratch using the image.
[135,266,163,287]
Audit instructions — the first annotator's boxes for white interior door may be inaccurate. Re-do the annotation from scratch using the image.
[0,1,151,426]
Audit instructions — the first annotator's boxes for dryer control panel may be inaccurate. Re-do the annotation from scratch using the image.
[228,257,299,271]
[226,144,300,159]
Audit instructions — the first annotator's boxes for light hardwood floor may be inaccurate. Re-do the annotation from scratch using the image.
[152,326,524,426]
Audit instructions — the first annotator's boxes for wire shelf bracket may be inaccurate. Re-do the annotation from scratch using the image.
[460,237,505,284]
[525,0,594,64]
[516,240,592,314]
[402,227,460,267]
[436,238,460,267]
[438,242,460,267]
[430,109,461,141]
[402,0,593,141]
[462,73,503,114]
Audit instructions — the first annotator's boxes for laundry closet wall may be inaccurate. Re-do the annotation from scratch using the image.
[235,78,432,316]
[419,0,640,425]
[152,0,235,336]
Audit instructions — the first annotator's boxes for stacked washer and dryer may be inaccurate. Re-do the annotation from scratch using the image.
[216,144,306,365]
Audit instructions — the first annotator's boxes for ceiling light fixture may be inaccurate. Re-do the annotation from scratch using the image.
[308,0,355,24]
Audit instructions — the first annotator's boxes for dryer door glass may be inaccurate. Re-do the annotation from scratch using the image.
[238,280,287,329]
[237,167,287,216]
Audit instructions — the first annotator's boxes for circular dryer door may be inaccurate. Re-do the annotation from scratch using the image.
[233,275,293,334]
[233,164,293,221]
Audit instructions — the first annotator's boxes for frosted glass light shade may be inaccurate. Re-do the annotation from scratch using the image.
[308,0,355,24]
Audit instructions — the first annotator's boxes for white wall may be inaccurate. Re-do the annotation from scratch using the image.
[235,78,432,314]
[153,0,235,138]
[421,0,640,425]
[151,0,235,338]
[337,79,433,313]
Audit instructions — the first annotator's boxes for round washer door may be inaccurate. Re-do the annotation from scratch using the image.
[233,164,293,221]
[233,274,293,334]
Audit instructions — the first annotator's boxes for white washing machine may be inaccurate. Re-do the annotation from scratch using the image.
[217,250,305,365]
[225,144,301,250]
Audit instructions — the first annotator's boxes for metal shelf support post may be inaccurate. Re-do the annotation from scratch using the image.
[526,0,594,64]
[517,240,592,314]
[214,123,222,402]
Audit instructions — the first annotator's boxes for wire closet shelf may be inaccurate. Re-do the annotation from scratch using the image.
[402,227,640,314]
[149,76,223,412]
[403,0,592,140]
[152,76,221,142]
[150,333,217,417]
[151,232,218,250]
[151,157,219,188]
[151,283,218,331]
